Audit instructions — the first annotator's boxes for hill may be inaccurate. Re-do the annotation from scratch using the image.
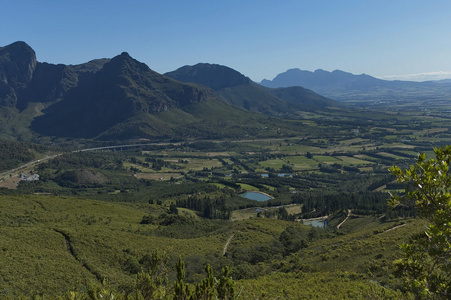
[165,63,338,116]
[0,193,415,298]
[261,68,451,102]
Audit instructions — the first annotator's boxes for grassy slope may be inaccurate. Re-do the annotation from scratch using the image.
[0,195,231,296]
[217,84,295,117]
[0,193,421,298]
[97,98,269,140]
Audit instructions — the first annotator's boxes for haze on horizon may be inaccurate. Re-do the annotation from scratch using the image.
[1,0,451,82]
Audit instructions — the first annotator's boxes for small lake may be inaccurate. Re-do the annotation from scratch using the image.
[260,173,293,178]
[240,191,272,202]
[277,173,293,178]
[303,219,327,228]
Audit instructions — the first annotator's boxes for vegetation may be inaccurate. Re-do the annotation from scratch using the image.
[2,107,451,297]
[0,193,419,299]
[0,139,49,172]
[4,40,451,299]
[390,146,451,299]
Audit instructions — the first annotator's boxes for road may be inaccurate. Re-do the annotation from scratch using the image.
[0,154,61,180]
[1,137,296,180]
[0,141,182,180]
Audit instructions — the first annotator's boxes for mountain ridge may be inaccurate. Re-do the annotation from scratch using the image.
[165,63,337,115]
[31,51,220,139]
[2,42,254,141]
[261,68,451,102]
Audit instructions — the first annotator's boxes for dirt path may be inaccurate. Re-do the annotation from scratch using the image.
[337,209,351,230]
[223,234,234,256]
[383,223,407,233]
[54,229,103,282]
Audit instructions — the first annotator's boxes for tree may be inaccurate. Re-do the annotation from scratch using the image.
[389,146,451,299]
[173,257,236,300]
[174,256,192,300]
[169,203,179,214]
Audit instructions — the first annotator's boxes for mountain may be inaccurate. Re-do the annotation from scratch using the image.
[1,42,260,141]
[0,41,338,142]
[18,62,78,109]
[261,69,383,90]
[164,63,250,90]
[0,41,80,110]
[435,79,451,84]
[165,63,337,115]
[261,68,451,102]
[31,52,223,139]
[165,63,291,115]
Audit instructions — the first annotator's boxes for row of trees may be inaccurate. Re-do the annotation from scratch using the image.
[176,196,232,220]
[294,191,415,218]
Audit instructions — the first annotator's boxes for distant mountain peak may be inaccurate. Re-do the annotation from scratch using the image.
[0,41,36,69]
[3,41,32,50]
[110,52,135,64]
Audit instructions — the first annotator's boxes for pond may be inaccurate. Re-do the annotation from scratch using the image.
[240,191,272,202]
[260,173,293,178]
[303,219,327,228]
[277,173,293,178]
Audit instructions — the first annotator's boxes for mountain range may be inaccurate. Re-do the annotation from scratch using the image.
[165,63,336,114]
[0,41,337,141]
[261,68,451,102]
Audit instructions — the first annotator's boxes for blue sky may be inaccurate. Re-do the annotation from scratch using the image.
[2,0,451,82]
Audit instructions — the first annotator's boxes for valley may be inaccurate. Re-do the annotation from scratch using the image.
[1,103,448,298]
[1,40,451,298]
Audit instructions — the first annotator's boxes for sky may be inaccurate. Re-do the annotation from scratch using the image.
[2,0,451,82]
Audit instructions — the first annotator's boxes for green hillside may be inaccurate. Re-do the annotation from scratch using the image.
[0,194,417,298]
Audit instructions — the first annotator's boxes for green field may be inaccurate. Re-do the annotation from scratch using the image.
[283,156,319,170]
[336,155,373,166]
